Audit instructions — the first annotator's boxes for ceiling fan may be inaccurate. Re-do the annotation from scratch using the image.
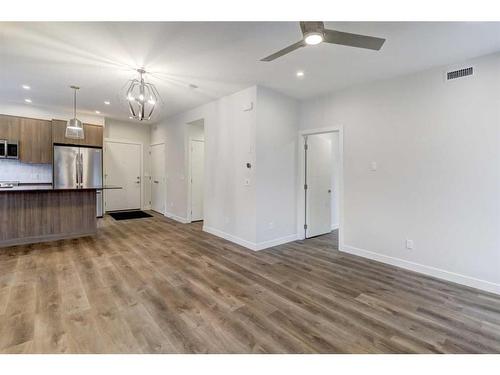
[260,22,386,62]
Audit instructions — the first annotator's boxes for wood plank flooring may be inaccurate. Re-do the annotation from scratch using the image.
[0,212,499,353]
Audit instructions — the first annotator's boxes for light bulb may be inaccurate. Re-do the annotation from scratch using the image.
[304,33,323,45]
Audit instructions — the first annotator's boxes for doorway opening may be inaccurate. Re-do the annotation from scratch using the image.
[187,119,205,223]
[298,127,343,249]
[150,142,166,215]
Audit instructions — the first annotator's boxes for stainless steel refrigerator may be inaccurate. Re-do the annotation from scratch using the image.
[53,145,103,217]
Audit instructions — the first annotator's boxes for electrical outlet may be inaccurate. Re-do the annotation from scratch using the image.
[405,239,414,250]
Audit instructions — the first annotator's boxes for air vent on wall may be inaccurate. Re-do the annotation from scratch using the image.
[446,66,473,80]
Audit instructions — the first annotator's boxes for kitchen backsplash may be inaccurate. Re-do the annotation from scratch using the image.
[0,159,52,183]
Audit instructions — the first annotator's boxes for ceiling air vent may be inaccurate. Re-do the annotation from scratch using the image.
[446,66,473,81]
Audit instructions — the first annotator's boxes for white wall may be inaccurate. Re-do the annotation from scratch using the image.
[151,86,299,250]
[104,118,151,209]
[255,86,299,245]
[151,87,258,246]
[300,52,500,294]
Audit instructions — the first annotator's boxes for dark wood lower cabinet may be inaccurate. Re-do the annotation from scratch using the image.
[0,189,96,247]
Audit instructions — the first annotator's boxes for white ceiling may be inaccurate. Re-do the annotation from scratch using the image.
[1,22,499,122]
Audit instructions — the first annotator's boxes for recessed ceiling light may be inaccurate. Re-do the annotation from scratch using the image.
[304,32,323,45]
[24,98,32,103]
[22,85,31,90]
[296,71,304,77]
[104,101,110,105]
[95,110,101,114]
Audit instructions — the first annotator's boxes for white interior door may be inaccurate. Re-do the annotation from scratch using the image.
[306,134,333,238]
[104,141,141,211]
[190,140,204,221]
[151,143,166,214]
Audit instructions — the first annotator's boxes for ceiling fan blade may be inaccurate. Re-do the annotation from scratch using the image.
[260,40,306,62]
[323,29,385,50]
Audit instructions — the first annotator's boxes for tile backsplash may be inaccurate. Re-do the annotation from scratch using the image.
[0,159,52,183]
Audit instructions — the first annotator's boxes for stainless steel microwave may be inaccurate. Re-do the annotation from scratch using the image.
[0,140,19,159]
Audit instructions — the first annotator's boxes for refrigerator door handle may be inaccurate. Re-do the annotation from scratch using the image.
[75,157,79,187]
[79,153,83,187]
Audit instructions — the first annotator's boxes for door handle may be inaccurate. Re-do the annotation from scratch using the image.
[328,189,332,193]
[79,153,83,186]
[154,180,159,184]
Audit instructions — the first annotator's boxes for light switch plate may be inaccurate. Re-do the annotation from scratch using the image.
[371,161,377,171]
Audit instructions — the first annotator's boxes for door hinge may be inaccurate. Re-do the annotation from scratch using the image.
[304,184,308,190]
[304,144,308,150]
[304,224,308,230]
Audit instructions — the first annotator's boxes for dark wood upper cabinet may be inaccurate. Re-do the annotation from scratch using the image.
[1,115,103,164]
[19,118,52,164]
[52,119,103,147]
[0,115,52,164]
[82,124,104,147]
[0,114,21,141]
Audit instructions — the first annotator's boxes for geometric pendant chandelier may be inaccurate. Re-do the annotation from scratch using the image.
[124,68,161,121]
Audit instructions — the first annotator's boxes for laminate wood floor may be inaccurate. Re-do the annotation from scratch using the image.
[0,213,499,353]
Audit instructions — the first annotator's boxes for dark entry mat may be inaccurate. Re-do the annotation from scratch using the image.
[108,210,153,221]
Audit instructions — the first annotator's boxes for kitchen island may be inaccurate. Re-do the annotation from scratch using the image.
[0,185,118,247]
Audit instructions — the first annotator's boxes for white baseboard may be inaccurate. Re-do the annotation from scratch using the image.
[254,233,301,251]
[203,226,257,250]
[203,226,299,251]
[164,211,189,224]
[341,244,500,295]
[331,224,339,230]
